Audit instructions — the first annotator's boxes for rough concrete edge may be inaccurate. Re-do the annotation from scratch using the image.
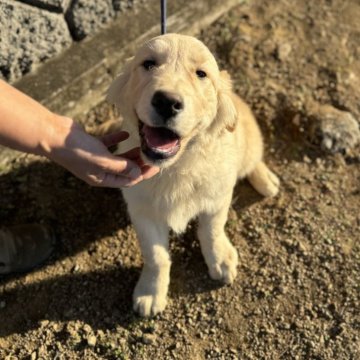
[1,0,243,164]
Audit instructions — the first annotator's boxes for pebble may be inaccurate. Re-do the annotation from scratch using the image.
[308,103,360,153]
[53,323,61,332]
[82,324,92,333]
[142,333,156,345]
[87,335,97,347]
[72,264,80,273]
[303,155,312,164]
[0,300,6,309]
[40,320,49,328]
[97,329,105,338]
[31,351,37,360]
[277,43,292,61]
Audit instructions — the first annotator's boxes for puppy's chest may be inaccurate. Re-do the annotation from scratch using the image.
[148,168,234,233]
[158,172,210,205]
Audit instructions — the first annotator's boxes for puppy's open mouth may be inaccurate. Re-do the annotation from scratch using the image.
[139,121,181,161]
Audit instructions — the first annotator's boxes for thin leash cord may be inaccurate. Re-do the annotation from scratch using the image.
[161,0,166,34]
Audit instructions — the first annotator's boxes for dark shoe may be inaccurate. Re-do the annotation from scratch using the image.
[0,224,55,275]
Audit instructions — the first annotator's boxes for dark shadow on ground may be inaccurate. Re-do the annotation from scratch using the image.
[0,265,140,337]
[0,160,130,267]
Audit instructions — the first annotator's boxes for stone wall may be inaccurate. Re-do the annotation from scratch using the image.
[0,0,141,82]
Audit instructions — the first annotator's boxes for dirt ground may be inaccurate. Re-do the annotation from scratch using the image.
[1,0,359,359]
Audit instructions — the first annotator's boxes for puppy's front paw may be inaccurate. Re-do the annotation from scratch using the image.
[133,293,167,317]
[133,274,168,317]
[208,243,238,284]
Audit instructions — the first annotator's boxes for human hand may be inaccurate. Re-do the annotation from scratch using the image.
[45,117,159,187]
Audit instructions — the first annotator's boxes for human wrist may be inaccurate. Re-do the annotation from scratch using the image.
[37,114,74,159]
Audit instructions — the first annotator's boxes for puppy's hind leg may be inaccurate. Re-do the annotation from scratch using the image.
[247,161,280,197]
[131,214,170,317]
[197,197,238,284]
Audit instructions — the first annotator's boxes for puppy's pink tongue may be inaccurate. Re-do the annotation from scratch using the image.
[143,124,179,150]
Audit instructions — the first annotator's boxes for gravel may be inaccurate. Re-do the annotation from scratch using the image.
[0,0,359,359]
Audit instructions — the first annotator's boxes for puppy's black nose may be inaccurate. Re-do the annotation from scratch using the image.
[151,91,184,121]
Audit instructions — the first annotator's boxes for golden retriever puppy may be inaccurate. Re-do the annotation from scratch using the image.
[107,34,279,317]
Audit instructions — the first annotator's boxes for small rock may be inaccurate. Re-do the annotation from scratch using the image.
[308,102,360,153]
[0,301,6,309]
[97,329,105,338]
[142,333,156,345]
[31,351,37,360]
[298,241,307,253]
[40,320,49,328]
[72,264,80,273]
[87,335,97,347]
[53,323,61,332]
[266,325,276,334]
[82,324,92,333]
[277,43,292,61]
[303,155,312,164]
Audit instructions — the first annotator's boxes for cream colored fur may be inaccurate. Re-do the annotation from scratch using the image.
[106,34,279,317]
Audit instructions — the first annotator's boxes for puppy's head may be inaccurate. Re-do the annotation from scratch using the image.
[108,34,237,167]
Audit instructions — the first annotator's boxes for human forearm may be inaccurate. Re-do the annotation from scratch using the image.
[0,79,62,156]
[0,80,159,187]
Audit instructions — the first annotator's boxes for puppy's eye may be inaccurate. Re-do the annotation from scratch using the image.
[196,70,207,78]
[142,60,156,70]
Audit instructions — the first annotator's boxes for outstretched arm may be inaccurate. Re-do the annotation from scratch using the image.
[0,80,158,187]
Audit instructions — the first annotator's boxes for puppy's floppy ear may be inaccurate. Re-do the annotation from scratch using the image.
[214,70,237,132]
[107,57,134,108]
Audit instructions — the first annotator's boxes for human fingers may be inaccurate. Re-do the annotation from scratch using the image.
[118,147,142,161]
[87,172,144,188]
[140,165,160,179]
[98,154,142,179]
[119,148,159,176]
[119,148,159,177]
[101,131,129,147]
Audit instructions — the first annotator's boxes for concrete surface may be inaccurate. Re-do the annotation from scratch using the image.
[65,0,116,41]
[0,0,72,82]
[0,0,146,81]
[17,0,70,13]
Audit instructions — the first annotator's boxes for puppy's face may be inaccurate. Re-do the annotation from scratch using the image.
[108,34,236,167]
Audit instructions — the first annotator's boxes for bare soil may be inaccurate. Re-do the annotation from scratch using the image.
[0,0,359,359]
